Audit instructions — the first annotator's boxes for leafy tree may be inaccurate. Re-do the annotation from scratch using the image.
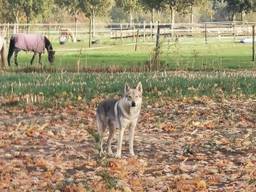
[140,0,164,22]
[110,6,128,22]
[224,0,254,21]
[162,0,191,36]
[182,0,209,23]
[0,0,22,23]
[0,0,54,23]
[18,0,53,23]
[116,0,140,25]
[55,0,81,19]
[79,0,113,44]
[212,0,228,21]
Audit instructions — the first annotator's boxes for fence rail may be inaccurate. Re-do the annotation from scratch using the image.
[0,21,256,42]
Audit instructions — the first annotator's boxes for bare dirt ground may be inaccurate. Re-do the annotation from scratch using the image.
[0,96,255,192]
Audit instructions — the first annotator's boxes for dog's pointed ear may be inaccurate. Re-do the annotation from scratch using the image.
[136,82,143,93]
[124,83,130,93]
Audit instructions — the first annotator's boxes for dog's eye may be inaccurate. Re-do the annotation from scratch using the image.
[127,96,132,100]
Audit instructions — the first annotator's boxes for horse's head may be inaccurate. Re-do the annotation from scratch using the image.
[48,50,55,63]
[45,36,55,64]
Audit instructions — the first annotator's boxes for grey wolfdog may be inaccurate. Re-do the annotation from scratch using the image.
[96,82,143,158]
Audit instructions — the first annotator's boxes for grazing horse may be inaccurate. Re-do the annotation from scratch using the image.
[0,36,7,67]
[59,28,75,43]
[7,33,55,66]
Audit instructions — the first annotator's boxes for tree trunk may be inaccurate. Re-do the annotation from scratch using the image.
[190,5,194,35]
[92,8,95,38]
[74,14,78,42]
[26,16,30,33]
[151,8,155,23]
[15,11,19,23]
[170,6,175,38]
[190,5,194,24]
[129,8,133,27]
[241,11,245,23]
[158,10,161,20]
[89,16,92,48]
[231,12,236,22]
[14,12,20,34]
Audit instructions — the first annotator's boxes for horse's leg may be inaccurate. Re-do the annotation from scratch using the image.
[7,37,15,66]
[7,47,14,66]
[30,52,36,65]
[14,51,19,66]
[39,53,42,65]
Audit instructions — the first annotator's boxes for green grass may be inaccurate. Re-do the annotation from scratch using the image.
[3,36,256,102]
[0,72,255,101]
[6,37,256,72]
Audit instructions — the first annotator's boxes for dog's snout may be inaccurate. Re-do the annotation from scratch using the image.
[131,101,136,107]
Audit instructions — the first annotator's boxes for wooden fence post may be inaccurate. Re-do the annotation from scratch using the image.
[120,23,123,42]
[13,23,16,34]
[143,21,146,42]
[89,18,92,48]
[232,23,236,41]
[7,23,9,40]
[252,25,255,62]
[48,24,50,38]
[133,25,136,42]
[156,21,160,49]
[74,16,78,42]
[150,22,153,39]
[204,23,207,44]
[155,21,161,70]
[135,29,139,51]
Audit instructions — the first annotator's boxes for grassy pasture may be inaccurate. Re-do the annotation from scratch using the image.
[6,37,256,72]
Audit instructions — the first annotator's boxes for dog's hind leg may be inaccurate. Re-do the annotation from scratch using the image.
[107,123,115,156]
[96,115,105,157]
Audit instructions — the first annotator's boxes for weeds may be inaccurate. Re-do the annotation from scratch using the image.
[0,72,256,102]
[97,170,118,189]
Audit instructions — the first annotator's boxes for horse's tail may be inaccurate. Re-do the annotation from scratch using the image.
[7,36,15,66]
[0,40,7,68]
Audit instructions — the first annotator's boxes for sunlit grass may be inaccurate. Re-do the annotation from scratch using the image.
[6,37,256,71]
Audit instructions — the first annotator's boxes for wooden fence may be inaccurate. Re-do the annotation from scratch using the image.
[0,21,255,42]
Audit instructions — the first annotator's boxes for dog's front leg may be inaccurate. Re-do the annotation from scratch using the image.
[129,121,137,156]
[116,127,125,158]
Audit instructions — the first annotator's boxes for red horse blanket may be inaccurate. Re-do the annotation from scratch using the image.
[14,34,45,53]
